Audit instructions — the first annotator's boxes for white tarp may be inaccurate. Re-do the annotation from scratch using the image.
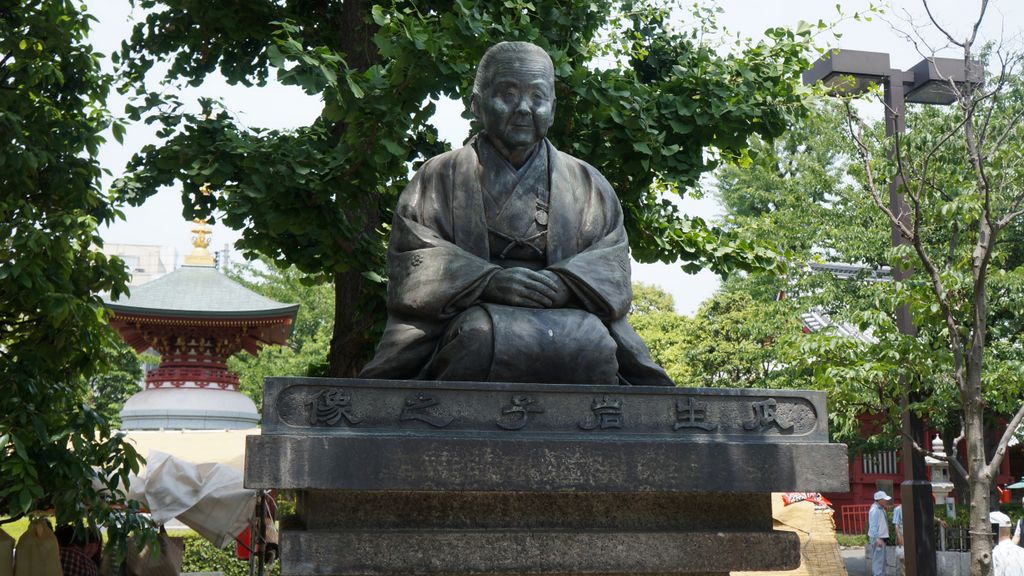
[128,451,255,548]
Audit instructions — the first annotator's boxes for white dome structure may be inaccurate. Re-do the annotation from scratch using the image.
[120,387,260,430]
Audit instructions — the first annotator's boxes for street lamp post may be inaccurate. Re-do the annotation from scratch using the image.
[803,49,982,576]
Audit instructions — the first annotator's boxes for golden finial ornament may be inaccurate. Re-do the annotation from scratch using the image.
[184,218,216,266]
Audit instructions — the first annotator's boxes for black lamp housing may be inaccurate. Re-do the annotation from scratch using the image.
[802,49,891,96]
[905,57,985,105]
[804,49,984,104]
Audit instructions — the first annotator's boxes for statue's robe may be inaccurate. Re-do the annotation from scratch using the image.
[360,136,672,386]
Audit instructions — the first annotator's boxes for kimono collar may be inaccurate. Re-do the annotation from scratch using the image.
[475,133,542,176]
[452,136,580,263]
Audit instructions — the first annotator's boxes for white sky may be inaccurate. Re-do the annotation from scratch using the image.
[92,0,1023,314]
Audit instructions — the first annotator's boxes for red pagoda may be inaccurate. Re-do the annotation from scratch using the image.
[105,221,298,430]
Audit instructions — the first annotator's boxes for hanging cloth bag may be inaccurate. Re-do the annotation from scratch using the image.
[13,519,61,576]
[123,527,182,576]
[0,526,14,576]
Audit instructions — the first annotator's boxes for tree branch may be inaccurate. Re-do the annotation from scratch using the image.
[946,221,959,268]
[983,105,1024,162]
[976,52,1013,148]
[884,8,950,60]
[844,103,915,241]
[0,512,25,525]
[945,422,970,479]
[915,115,968,185]
[922,0,967,48]
[908,228,966,392]
[986,403,1024,479]
[996,205,1024,229]
[908,433,971,481]
[967,0,990,48]
[905,109,966,213]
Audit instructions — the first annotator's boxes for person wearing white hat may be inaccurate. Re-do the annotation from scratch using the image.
[990,510,1024,576]
[867,490,893,576]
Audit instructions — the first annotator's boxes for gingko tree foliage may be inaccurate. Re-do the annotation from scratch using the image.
[226,256,335,410]
[0,1,151,542]
[113,0,822,376]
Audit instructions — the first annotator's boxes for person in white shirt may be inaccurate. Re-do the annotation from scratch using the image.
[867,490,892,576]
[991,511,1024,576]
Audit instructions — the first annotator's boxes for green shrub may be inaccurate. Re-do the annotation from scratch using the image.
[836,533,868,547]
[180,534,279,576]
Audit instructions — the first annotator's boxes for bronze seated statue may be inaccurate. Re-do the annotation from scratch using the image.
[361,41,671,387]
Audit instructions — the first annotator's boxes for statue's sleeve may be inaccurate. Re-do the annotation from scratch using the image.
[386,157,500,321]
[547,163,633,321]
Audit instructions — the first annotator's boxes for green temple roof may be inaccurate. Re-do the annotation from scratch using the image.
[105,265,299,319]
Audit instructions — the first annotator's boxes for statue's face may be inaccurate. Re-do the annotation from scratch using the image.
[473,51,555,156]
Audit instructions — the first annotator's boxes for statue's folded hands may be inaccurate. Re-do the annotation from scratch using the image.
[481,267,561,308]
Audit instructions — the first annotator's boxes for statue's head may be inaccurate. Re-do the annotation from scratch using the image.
[471,42,555,162]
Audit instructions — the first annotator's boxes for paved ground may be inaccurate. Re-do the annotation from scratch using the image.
[842,548,869,576]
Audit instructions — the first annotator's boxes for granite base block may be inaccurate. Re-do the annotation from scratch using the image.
[293,491,772,531]
[246,434,848,493]
[279,528,800,576]
[245,378,849,576]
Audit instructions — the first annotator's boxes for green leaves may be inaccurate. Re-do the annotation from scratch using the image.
[0,0,148,546]
[111,120,127,144]
[115,0,816,373]
[346,76,365,98]
[226,257,336,407]
[629,283,810,392]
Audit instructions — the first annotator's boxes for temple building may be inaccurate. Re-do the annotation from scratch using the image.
[104,221,298,430]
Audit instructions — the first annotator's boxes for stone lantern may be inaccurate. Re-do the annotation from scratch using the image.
[925,434,956,518]
[925,435,955,551]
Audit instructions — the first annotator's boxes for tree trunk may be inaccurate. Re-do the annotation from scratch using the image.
[966,217,994,576]
[965,393,994,576]
[326,0,382,377]
[328,268,376,377]
[967,473,993,576]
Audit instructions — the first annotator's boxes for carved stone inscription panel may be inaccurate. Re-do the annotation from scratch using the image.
[263,378,827,443]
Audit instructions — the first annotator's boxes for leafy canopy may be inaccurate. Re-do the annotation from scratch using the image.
[226,257,335,410]
[86,343,146,430]
[712,103,898,444]
[112,0,821,374]
[628,282,810,394]
[0,0,151,541]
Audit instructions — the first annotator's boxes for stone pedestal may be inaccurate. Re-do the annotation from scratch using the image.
[245,378,849,576]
